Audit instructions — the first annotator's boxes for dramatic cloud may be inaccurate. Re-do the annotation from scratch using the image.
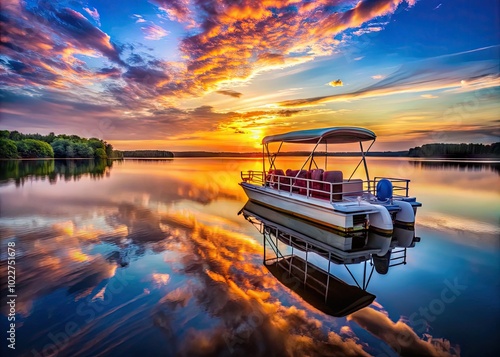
[141,23,169,40]
[174,0,418,93]
[83,6,101,26]
[0,0,124,92]
[216,89,243,98]
[0,222,120,317]
[349,307,460,356]
[328,79,344,87]
[148,206,373,357]
[151,0,192,23]
[0,0,420,111]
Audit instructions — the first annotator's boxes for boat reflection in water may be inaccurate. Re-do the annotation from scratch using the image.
[240,200,420,317]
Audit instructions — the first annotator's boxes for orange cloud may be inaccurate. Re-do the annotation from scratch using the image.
[329,79,344,87]
[149,204,373,356]
[216,89,243,98]
[349,307,460,356]
[151,273,171,287]
[1,0,419,112]
[151,0,192,23]
[174,0,417,97]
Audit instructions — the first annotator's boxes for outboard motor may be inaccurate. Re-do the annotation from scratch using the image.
[372,250,391,275]
[376,178,393,201]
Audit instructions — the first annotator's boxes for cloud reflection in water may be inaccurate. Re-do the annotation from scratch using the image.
[0,158,465,356]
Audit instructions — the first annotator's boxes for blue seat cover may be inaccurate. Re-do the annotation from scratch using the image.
[376,179,393,201]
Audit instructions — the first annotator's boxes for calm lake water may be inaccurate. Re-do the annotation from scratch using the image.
[1,157,499,357]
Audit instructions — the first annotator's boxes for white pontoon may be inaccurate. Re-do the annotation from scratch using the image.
[240,126,421,235]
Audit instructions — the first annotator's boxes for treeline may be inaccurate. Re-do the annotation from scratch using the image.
[122,150,173,158]
[171,151,408,157]
[172,151,259,157]
[0,130,123,159]
[409,143,500,158]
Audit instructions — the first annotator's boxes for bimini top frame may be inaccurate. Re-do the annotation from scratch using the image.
[262,126,376,187]
[262,127,376,145]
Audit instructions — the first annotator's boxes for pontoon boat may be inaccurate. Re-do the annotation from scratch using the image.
[240,127,421,235]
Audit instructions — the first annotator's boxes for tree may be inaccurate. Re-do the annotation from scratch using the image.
[16,139,54,158]
[88,139,105,151]
[0,138,19,158]
[66,143,75,158]
[9,131,22,141]
[74,142,94,157]
[94,148,107,159]
[51,138,72,158]
[46,132,56,144]
[105,142,113,158]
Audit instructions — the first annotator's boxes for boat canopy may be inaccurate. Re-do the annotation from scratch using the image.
[262,127,376,145]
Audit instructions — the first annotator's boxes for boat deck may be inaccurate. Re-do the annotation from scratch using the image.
[241,168,418,206]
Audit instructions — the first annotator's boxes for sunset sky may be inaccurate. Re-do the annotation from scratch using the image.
[1,0,499,151]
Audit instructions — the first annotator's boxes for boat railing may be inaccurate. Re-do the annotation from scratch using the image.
[241,170,265,184]
[373,176,410,197]
[241,170,412,201]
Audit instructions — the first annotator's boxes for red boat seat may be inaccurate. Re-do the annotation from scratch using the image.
[308,169,324,197]
[266,169,285,188]
[321,170,343,201]
[286,169,308,193]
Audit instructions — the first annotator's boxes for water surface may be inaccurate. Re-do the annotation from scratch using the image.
[1,158,498,357]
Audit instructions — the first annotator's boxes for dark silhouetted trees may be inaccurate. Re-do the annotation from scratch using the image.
[122,150,173,158]
[408,143,500,158]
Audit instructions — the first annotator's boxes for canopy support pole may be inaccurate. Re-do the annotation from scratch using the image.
[348,157,363,182]
[266,142,283,170]
[262,144,265,181]
[325,142,328,171]
[298,138,322,174]
[348,140,375,184]
[360,141,370,192]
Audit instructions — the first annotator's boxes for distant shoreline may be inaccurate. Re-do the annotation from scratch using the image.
[120,153,499,161]
[3,130,497,160]
[169,151,407,158]
[122,142,499,159]
[166,151,500,159]
[1,156,498,163]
